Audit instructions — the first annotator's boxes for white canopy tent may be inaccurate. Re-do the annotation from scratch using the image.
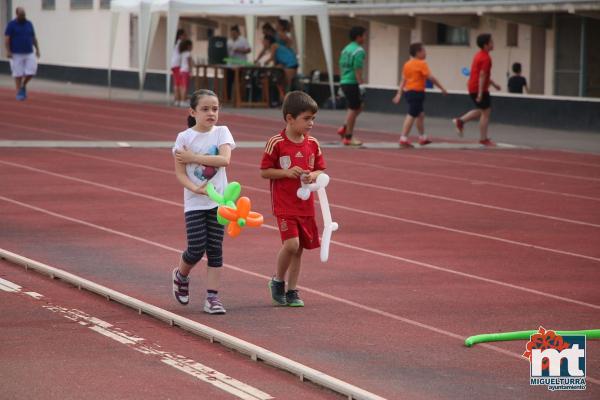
[109,0,335,104]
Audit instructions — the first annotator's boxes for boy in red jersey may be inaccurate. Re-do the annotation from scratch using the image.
[452,33,501,146]
[260,91,326,307]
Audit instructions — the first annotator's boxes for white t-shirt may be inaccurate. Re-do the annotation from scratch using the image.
[227,36,250,62]
[180,51,191,72]
[171,41,181,68]
[172,126,236,212]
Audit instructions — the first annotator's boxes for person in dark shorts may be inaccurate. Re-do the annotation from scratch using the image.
[337,26,367,146]
[507,62,529,94]
[392,43,447,148]
[452,33,501,146]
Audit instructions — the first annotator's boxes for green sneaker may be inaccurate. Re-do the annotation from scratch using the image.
[268,278,287,306]
[285,289,304,307]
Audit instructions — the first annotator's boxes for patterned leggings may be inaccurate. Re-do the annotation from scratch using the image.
[182,207,224,267]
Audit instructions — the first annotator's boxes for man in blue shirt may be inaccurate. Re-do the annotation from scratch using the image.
[4,7,40,101]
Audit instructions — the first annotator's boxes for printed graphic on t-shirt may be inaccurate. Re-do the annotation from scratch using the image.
[279,155,291,169]
[192,145,219,182]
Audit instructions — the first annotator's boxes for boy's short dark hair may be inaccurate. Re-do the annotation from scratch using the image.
[409,42,424,57]
[231,25,240,33]
[282,91,318,119]
[349,26,366,41]
[476,33,492,49]
[512,62,522,74]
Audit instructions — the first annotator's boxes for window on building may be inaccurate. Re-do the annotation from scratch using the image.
[42,0,56,10]
[70,0,94,10]
[100,0,112,9]
[506,23,519,47]
[436,24,470,45]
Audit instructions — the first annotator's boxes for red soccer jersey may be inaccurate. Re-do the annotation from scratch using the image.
[468,50,492,94]
[260,130,326,217]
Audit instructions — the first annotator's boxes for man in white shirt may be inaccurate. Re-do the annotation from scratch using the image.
[226,25,251,63]
[226,25,251,100]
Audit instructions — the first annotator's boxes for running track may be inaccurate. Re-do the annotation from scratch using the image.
[1,88,599,399]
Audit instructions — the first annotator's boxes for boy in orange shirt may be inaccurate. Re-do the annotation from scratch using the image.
[393,43,447,148]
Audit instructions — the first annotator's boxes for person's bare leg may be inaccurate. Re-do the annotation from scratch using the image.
[14,77,22,91]
[284,69,296,92]
[460,109,482,123]
[345,106,362,137]
[416,112,425,137]
[206,267,222,291]
[177,258,195,277]
[276,238,300,281]
[22,75,33,87]
[286,247,303,290]
[479,108,491,141]
[400,114,415,140]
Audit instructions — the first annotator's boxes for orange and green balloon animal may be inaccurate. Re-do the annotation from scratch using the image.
[218,197,264,237]
[206,182,241,225]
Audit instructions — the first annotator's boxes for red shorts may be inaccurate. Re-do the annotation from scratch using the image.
[171,66,181,86]
[276,215,320,250]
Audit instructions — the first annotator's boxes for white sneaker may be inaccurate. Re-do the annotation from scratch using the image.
[204,295,226,314]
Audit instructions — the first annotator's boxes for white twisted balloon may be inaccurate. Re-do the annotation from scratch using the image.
[297,174,339,262]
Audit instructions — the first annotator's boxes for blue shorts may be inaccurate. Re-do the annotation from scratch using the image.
[404,90,425,117]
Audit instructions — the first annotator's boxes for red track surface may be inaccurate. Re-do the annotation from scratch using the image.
[1,88,599,399]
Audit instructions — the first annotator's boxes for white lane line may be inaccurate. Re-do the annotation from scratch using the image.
[7,155,600,231]
[1,194,599,318]
[0,282,273,400]
[6,155,600,264]
[2,168,599,308]
[331,176,600,229]
[469,150,600,169]
[368,149,600,183]
[0,119,91,140]
[231,159,600,229]
[0,106,157,137]
[0,277,22,292]
[325,155,600,202]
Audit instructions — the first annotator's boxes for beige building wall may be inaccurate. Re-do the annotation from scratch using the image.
[391,17,533,92]
[10,0,131,70]
[4,4,562,96]
[367,21,400,87]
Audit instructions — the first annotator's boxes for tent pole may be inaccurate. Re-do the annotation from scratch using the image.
[316,13,335,109]
[108,11,120,100]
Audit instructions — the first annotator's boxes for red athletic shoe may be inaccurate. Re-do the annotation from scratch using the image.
[418,139,432,146]
[337,125,347,137]
[399,140,414,149]
[479,138,496,147]
[452,118,464,137]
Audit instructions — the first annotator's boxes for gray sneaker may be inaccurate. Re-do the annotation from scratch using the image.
[286,289,304,307]
[268,278,286,306]
[204,295,226,314]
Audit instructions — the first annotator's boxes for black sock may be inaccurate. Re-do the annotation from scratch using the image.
[207,289,218,297]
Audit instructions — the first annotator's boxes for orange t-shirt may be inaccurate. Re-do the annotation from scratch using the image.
[402,58,431,92]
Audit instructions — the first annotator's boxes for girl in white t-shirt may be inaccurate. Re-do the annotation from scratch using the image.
[176,39,194,107]
[172,89,236,314]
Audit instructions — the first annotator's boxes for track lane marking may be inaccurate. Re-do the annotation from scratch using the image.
[0,277,273,400]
